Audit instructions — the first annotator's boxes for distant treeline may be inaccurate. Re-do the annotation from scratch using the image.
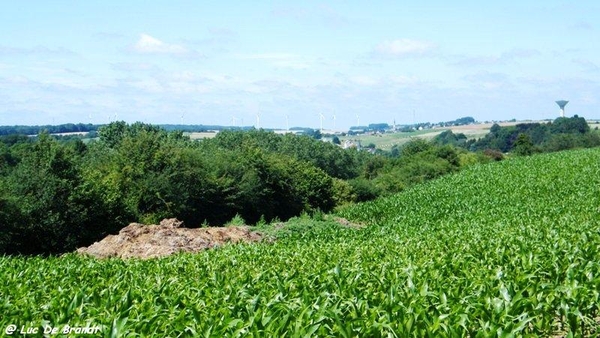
[396,116,476,133]
[431,116,600,155]
[0,123,100,136]
[160,124,254,132]
[352,117,476,133]
[0,123,257,136]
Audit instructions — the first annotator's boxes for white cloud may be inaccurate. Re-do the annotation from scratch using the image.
[236,53,312,69]
[450,48,540,67]
[0,45,75,56]
[572,58,599,73]
[349,76,379,86]
[238,53,297,60]
[132,34,187,54]
[462,71,513,90]
[111,62,161,73]
[375,39,436,57]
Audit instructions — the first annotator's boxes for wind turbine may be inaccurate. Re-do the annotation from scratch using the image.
[285,114,290,131]
[356,114,360,128]
[256,112,261,129]
[319,112,325,132]
[332,114,337,131]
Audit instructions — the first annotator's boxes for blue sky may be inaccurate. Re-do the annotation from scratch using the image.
[0,1,598,129]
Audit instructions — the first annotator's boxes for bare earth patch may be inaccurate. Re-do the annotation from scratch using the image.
[333,217,366,229]
[76,218,263,259]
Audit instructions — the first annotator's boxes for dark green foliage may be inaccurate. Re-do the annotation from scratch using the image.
[550,115,589,134]
[348,178,382,202]
[0,142,11,172]
[432,130,468,147]
[0,123,98,136]
[211,130,361,180]
[211,146,335,224]
[452,116,475,125]
[472,116,597,155]
[1,133,122,255]
[0,134,31,146]
[483,149,504,161]
[368,123,389,131]
[0,194,19,254]
[513,133,534,156]
[400,138,432,156]
[359,141,467,198]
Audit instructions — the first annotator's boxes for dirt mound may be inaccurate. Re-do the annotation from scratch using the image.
[76,218,263,259]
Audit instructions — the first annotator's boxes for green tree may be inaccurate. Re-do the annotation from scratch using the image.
[432,130,467,147]
[401,139,432,156]
[4,133,120,254]
[513,133,534,156]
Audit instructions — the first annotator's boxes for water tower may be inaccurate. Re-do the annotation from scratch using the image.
[556,100,569,117]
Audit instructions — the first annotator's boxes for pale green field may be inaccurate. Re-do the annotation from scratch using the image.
[340,129,449,150]
[339,123,500,151]
[185,132,218,140]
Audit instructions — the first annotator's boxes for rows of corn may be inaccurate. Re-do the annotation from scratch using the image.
[2,148,600,336]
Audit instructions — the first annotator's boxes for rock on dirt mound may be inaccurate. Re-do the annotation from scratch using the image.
[76,218,263,259]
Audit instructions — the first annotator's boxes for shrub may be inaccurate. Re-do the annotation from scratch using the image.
[483,149,504,161]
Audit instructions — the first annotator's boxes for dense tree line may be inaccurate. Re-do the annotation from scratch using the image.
[0,122,479,255]
[0,123,99,136]
[0,122,254,136]
[468,116,600,153]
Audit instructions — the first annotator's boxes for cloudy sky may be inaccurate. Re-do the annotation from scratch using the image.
[1,1,598,129]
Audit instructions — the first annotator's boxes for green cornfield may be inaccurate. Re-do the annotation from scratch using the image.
[2,148,600,336]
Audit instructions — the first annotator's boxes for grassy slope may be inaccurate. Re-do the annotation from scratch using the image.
[1,148,600,336]
[339,129,448,150]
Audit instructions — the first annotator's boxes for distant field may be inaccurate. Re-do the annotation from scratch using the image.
[340,121,553,150]
[185,132,218,140]
[51,132,89,136]
[339,124,486,151]
[339,129,447,150]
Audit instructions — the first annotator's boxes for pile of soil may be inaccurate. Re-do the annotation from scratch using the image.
[76,218,263,259]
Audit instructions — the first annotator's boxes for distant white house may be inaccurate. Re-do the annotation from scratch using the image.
[342,140,356,149]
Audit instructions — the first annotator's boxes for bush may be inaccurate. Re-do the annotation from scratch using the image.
[348,178,382,202]
[483,149,504,161]
[513,133,534,156]
[2,133,123,255]
[331,178,357,206]
[458,152,481,167]
[401,139,432,157]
